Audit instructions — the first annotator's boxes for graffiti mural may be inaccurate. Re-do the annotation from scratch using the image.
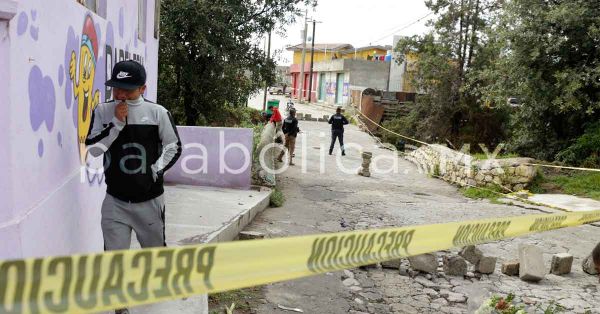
[69,15,101,163]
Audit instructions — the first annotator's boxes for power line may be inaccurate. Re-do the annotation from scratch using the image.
[364,12,433,46]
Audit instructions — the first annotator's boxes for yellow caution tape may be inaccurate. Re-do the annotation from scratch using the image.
[1,210,600,314]
[524,163,600,173]
[354,108,600,174]
[354,109,430,146]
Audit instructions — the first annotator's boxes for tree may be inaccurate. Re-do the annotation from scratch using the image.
[472,0,600,161]
[158,0,314,126]
[394,0,509,147]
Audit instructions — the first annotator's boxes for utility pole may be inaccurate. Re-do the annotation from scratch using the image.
[262,28,272,111]
[298,9,308,102]
[307,20,317,103]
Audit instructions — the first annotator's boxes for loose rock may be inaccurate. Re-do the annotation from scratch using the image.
[239,231,265,240]
[343,278,360,287]
[381,259,402,269]
[443,255,468,277]
[476,256,497,274]
[518,244,545,282]
[582,255,599,275]
[459,246,483,265]
[408,253,438,274]
[550,253,573,275]
[501,260,520,276]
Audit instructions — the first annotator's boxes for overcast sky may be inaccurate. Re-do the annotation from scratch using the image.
[266,0,432,65]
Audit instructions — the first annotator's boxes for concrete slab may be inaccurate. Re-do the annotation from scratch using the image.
[110,184,272,314]
[528,194,600,212]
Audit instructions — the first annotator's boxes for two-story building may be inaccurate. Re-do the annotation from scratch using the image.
[287,42,416,106]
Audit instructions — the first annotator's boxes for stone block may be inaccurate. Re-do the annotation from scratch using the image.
[381,259,402,269]
[459,246,483,265]
[493,176,503,185]
[408,253,438,274]
[323,115,329,120]
[304,114,312,119]
[518,245,545,282]
[582,255,599,275]
[239,231,265,240]
[515,165,535,178]
[443,255,468,277]
[550,253,573,275]
[476,256,497,274]
[484,175,493,182]
[296,113,304,119]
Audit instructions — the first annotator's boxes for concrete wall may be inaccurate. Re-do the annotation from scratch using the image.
[311,59,389,106]
[164,127,254,190]
[346,59,389,90]
[405,144,537,191]
[0,0,159,259]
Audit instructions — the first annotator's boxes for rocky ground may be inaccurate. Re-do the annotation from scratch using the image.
[235,108,600,314]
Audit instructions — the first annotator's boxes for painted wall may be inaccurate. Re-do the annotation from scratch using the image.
[164,127,253,190]
[0,0,159,259]
[341,48,388,60]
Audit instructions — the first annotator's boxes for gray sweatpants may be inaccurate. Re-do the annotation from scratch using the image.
[101,194,166,250]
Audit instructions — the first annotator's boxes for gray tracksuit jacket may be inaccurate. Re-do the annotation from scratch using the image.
[85,97,182,203]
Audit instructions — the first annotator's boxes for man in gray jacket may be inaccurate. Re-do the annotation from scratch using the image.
[85,60,181,314]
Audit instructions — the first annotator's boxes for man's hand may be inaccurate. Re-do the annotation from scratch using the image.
[115,102,128,122]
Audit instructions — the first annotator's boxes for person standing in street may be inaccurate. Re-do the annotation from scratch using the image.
[278,108,300,165]
[328,107,349,156]
[85,60,182,314]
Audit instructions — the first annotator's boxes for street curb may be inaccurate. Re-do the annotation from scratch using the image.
[206,186,273,243]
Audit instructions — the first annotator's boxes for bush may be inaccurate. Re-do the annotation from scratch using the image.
[270,187,285,207]
[556,122,600,167]
[203,105,264,128]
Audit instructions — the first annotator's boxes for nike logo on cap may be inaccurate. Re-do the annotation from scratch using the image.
[116,71,132,79]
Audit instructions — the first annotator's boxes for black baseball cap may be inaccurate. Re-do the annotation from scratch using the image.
[105,60,147,90]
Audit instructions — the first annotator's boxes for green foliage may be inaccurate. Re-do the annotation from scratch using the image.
[471,153,520,160]
[528,169,600,201]
[462,186,504,203]
[470,0,600,160]
[556,122,600,167]
[394,0,510,148]
[547,173,600,201]
[158,0,314,126]
[270,187,285,207]
[527,170,547,194]
[201,106,263,128]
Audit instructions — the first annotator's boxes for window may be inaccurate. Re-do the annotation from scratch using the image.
[138,0,147,42]
[154,0,161,39]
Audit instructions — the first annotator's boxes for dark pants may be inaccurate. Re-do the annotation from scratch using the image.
[330,130,344,154]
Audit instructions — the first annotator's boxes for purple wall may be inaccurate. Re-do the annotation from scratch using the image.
[165,127,254,190]
[0,0,159,259]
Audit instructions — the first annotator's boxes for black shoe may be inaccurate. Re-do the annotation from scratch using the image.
[115,309,130,314]
[342,151,346,156]
[329,151,333,155]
